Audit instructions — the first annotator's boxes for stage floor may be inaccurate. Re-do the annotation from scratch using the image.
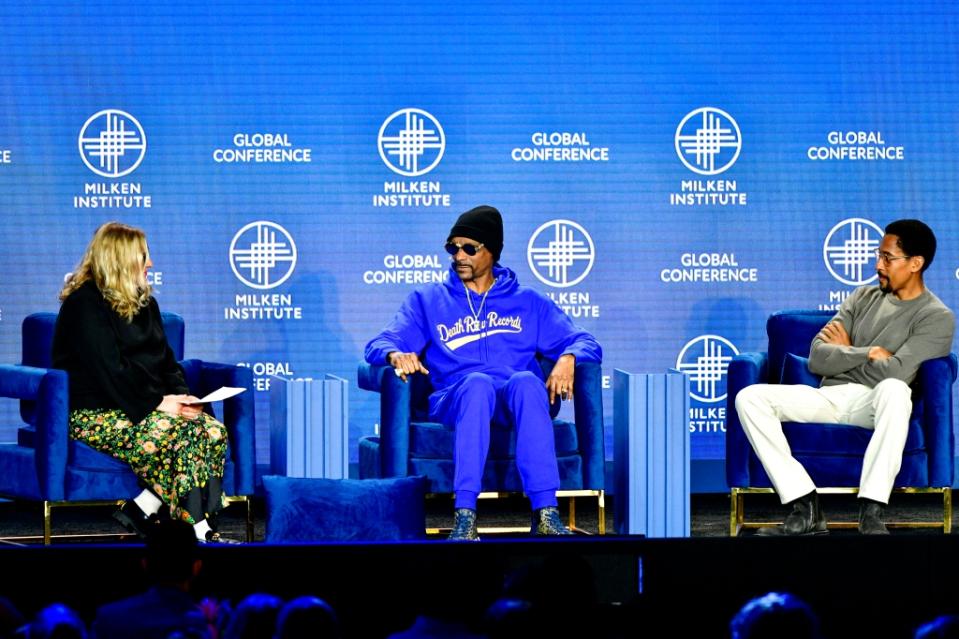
[0,491,954,544]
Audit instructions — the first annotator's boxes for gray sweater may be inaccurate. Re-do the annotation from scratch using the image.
[809,285,955,388]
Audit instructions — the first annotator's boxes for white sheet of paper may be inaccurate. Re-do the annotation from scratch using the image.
[183,386,246,404]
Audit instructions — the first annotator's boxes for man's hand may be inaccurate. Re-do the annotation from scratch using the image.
[388,352,429,383]
[546,354,576,404]
[818,321,851,346]
[819,320,892,361]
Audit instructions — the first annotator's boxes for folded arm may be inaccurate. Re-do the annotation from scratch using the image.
[861,308,955,383]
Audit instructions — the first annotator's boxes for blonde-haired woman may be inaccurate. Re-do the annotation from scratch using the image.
[52,222,236,543]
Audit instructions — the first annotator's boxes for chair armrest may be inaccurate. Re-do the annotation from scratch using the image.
[572,361,604,489]
[181,359,256,496]
[358,362,411,477]
[725,352,768,488]
[0,365,69,500]
[915,354,958,487]
[357,361,389,394]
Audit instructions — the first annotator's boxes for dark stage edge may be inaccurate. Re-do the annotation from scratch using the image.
[3,535,959,637]
[2,493,959,638]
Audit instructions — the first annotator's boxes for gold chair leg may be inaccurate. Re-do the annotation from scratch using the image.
[245,496,254,542]
[44,501,52,546]
[944,488,952,534]
[224,496,254,542]
[597,491,606,535]
[568,496,577,531]
[732,487,949,533]
[729,489,742,537]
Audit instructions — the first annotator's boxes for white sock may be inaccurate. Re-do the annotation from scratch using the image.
[133,489,162,516]
[193,519,212,541]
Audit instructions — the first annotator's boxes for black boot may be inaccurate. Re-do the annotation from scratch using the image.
[858,498,890,535]
[112,500,160,539]
[201,530,242,544]
[757,491,828,536]
[783,491,828,535]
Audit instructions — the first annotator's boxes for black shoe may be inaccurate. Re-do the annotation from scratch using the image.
[112,500,160,539]
[783,491,828,535]
[757,491,828,536]
[858,499,890,535]
[201,530,242,545]
[530,506,574,536]
[448,508,480,541]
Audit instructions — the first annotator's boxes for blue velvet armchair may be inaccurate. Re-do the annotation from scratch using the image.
[357,358,606,533]
[0,312,256,544]
[726,309,957,535]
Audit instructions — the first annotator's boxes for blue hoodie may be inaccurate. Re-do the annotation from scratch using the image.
[365,264,602,398]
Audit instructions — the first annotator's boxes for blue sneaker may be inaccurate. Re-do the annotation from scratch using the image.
[448,508,480,541]
[531,506,573,535]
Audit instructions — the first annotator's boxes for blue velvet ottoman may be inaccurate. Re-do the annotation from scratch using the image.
[263,475,427,542]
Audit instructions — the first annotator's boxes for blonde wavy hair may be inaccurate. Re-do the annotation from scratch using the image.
[60,222,152,321]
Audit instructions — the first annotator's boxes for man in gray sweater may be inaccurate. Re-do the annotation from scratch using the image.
[736,219,955,535]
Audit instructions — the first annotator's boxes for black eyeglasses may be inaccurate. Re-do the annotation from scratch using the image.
[445,242,484,256]
[874,249,911,264]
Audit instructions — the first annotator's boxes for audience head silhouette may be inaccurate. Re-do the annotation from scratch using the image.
[730,591,820,639]
[915,615,959,639]
[222,593,283,639]
[0,596,25,639]
[29,603,87,639]
[274,596,339,639]
[144,519,201,588]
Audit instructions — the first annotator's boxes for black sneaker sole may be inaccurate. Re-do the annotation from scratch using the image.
[201,535,243,545]
[756,526,829,537]
[113,505,150,539]
[113,510,146,539]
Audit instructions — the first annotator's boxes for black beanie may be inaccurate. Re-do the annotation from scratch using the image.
[447,205,504,261]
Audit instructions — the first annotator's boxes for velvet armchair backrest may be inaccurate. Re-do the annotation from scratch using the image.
[19,311,185,424]
[765,310,833,384]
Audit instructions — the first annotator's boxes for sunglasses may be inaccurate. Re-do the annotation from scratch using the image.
[444,242,484,257]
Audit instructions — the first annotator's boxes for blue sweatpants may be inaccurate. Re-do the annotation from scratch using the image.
[430,370,560,511]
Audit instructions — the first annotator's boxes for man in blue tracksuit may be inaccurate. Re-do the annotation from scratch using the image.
[365,205,602,540]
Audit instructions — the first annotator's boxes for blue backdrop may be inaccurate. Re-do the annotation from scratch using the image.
[1,0,957,491]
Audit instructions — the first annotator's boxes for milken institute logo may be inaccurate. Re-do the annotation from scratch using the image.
[823,218,883,286]
[675,107,742,176]
[527,219,596,288]
[229,221,298,290]
[676,334,739,403]
[377,108,446,177]
[78,109,147,178]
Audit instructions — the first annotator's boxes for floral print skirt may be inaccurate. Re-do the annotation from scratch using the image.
[69,408,229,524]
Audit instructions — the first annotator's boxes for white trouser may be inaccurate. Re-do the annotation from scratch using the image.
[735,379,912,504]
